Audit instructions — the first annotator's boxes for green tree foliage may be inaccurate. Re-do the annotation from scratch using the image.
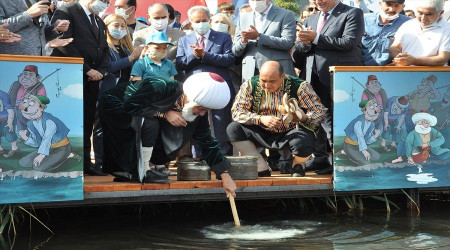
[273,0,303,15]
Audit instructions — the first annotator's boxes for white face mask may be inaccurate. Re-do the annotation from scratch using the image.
[151,18,169,31]
[183,29,193,35]
[380,11,399,21]
[90,1,109,15]
[115,7,131,20]
[250,0,268,13]
[57,1,68,8]
[192,22,210,35]
[212,22,229,33]
[109,28,127,40]
[147,49,167,61]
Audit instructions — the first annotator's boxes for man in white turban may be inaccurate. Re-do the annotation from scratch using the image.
[400,112,450,165]
[143,72,236,197]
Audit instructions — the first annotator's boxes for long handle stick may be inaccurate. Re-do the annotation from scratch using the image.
[228,195,241,227]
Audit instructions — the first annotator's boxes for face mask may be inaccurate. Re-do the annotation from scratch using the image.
[380,12,399,21]
[109,28,127,40]
[250,0,268,13]
[229,14,235,20]
[147,49,167,61]
[212,23,229,33]
[90,0,109,15]
[183,29,193,35]
[151,18,169,31]
[192,22,210,35]
[57,1,68,8]
[115,7,131,20]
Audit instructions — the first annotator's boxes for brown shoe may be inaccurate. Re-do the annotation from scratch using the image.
[4,148,19,158]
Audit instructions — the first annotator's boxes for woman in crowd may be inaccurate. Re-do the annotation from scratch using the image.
[93,14,142,172]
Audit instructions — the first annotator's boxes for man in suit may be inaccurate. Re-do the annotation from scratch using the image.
[51,0,110,176]
[232,0,296,83]
[133,4,185,62]
[0,0,70,55]
[176,6,235,156]
[295,0,364,174]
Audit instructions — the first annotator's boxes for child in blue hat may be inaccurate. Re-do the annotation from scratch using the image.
[130,32,177,81]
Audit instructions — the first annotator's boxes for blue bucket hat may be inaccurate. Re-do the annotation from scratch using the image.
[145,32,174,46]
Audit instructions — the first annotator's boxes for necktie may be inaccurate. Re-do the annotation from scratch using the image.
[198,35,205,49]
[89,14,99,37]
[317,12,329,33]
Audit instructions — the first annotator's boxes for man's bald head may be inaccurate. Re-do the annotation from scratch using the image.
[259,61,285,93]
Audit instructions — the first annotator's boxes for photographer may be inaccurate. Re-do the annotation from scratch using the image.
[0,0,71,56]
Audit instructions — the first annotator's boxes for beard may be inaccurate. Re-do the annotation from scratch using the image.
[415,124,431,135]
[182,101,199,122]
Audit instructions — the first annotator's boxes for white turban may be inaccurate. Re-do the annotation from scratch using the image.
[412,112,437,126]
[183,72,230,109]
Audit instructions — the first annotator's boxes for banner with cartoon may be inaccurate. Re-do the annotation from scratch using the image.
[332,67,450,191]
[0,55,83,204]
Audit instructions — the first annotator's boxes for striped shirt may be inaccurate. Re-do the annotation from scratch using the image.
[231,78,326,133]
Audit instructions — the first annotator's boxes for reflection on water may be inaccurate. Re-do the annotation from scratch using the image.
[8,203,450,249]
[407,173,439,184]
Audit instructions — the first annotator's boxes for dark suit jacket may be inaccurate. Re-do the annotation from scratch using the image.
[50,3,110,75]
[176,30,235,83]
[296,2,364,87]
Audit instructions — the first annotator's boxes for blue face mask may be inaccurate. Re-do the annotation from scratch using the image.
[192,22,210,35]
[109,28,128,40]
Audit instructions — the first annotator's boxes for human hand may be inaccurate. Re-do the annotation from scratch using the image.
[362,150,371,161]
[220,172,236,198]
[130,45,144,61]
[54,19,70,32]
[260,116,282,128]
[190,44,205,58]
[384,123,389,131]
[18,130,28,141]
[165,110,187,127]
[393,52,415,66]
[373,129,381,139]
[407,157,414,165]
[33,154,46,167]
[395,125,402,133]
[48,36,73,48]
[241,25,259,41]
[0,24,21,43]
[298,27,316,45]
[422,143,429,149]
[26,0,49,18]
[86,69,103,81]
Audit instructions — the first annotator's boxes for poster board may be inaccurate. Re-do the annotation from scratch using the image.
[0,55,84,204]
[332,66,450,191]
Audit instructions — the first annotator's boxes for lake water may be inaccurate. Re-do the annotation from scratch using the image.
[8,197,450,249]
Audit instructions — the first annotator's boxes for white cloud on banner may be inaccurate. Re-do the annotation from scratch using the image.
[63,84,83,99]
[334,89,350,103]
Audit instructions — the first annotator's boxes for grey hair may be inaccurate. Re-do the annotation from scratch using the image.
[187,6,211,21]
[417,0,444,12]
[147,3,168,15]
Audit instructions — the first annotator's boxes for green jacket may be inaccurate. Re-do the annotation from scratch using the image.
[405,128,450,158]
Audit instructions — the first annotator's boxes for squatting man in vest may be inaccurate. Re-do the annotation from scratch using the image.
[17,95,80,171]
[143,73,237,197]
[227,61,326,177]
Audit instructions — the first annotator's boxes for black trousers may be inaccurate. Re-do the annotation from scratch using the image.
[310,73,332,166]
[227,122,315,158]
[83,77,99,167]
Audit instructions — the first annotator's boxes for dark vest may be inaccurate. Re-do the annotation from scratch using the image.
[27,112,70,146]
[8,81,45,106]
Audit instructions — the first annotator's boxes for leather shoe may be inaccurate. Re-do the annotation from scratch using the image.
[267,158,279,171]
[258,169,271,177]
[292,164,305,177]
[3,148,20,158]
[279,162,292,174]
[112,172,139,182]
[143,169,170,184]
[156,166,177,176]
[84,163,107,176]
[315,165,333,175]
[305,162,330,172]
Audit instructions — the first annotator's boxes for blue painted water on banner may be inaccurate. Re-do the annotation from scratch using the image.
[334,163,450,191]
[0,176,83,204]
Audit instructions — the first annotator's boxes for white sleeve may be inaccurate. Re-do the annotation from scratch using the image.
[439,26,450,52]
[393,21,408,45]
[37,120,57,155]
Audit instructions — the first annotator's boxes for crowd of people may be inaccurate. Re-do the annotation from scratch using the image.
[1,0,449,197]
